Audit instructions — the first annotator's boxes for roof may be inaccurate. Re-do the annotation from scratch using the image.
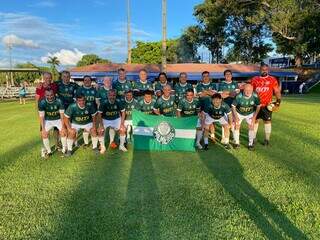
[69,63,298,81]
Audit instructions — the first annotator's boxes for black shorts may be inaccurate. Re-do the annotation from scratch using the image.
[257,106,272,121]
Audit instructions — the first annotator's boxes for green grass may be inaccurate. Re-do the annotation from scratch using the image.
[0,95,319,240]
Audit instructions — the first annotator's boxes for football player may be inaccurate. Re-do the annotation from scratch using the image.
[113,68,132,100]
[123,90,140,143]
[250,64,281,146]
[231,84,261,150]
[202,93,233,150]
[97,89,127,153]
[56,71,78,109]
[153,84,176,117]
[97,76,112,107]
[75,75,98,109]
[132,69,154,99]
[154,72,173,97]
[176,88,200,117]
[64,94,98,156]
[38,88,66,157]
[138,90,156,115]
[174,72,193,104]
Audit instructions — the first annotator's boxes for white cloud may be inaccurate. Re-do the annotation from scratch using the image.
[29,1,56,8]
[41,48,85,66]
[2,34,39,49]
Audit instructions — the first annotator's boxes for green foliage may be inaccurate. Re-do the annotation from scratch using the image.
[76,54,111,67]
[131,40,179,64]
[177,26,201,63]
[14,63,41,84]
[0,95,320,239]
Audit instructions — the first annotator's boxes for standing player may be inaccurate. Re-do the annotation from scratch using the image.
[38,89,66,157]
[97,89,127,153]
[76,75,98,109]
[154,72,173,98]
[231,84,261,150]
[153,84,176,117]
[138,90,156,115]
[113,68,132,100]
[132,69,154,99]
[56,71,78,109]
[196,71,217,107]
[97,76,112,106]
[250,64,281,146]
[123,90,140,143]
[174,72,193,104]
[218,70,240,107]
[202,93,233,150]
[64,94,98,156]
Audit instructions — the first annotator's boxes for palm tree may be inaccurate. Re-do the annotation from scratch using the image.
[47,56,60,80]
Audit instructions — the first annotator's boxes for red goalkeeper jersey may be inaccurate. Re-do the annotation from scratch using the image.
[250,75,279,107]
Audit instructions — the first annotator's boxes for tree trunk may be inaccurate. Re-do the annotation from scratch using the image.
[295,54,303,67]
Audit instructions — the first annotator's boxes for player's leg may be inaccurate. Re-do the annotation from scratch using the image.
[125,121,133,143]
[89,125,99,153]
[203,124,211,150]
[66,126,77,156]
[104,119,117,149]
[209,124,216,143]
[263,120,272,145]
[195,119,203,149]
[54,119,67,154]
[41,123,52,157]
[221,122,231,149]
[118,119,127,152]
[82,130,90,147]
[246,114,255,150]
[98,126,106,154]
[233,113,243,149]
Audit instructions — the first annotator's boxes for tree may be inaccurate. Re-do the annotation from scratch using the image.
[14,63,41,84]
[76,54,111,67]
[177,26,201,63]
[47,56,60,80]
[131,40,179,64]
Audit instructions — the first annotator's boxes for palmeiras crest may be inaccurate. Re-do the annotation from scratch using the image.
[153,121,175,144]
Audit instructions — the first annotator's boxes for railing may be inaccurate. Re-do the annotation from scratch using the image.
[305,73,320,92]
[0,87,36,100]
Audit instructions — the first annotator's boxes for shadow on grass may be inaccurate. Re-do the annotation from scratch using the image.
[0,139,40,171]
[199,145,308,240]
[123,149,162,240]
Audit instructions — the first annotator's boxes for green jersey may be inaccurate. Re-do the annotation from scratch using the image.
[98,99,125,120]
[96,86,111,101]
[154,95,176,117]
[133,80,154,95]
[38,98,64,121]
[177,98,200,117]
[138,99,156,115]
[204,102,231,120]
[113,80,132,99]
[174,82,193,103]
[196,82,217,108]
[123,98,140,120]
[56,81,78,107]
[154,81,172,94]
[218,81,239,106]
[76,86,98,109]
[232,92,260,116]
[65,103,96,125]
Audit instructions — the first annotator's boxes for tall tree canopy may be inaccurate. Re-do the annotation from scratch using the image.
[76,54,111,67]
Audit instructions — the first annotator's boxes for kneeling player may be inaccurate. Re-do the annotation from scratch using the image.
[231,84,261,150]
[38,89,67,158]
[64,94,98,156]
[123,90,139,143]
[97,89,127,153]
[138,90,156,115]
[202,93,232,150]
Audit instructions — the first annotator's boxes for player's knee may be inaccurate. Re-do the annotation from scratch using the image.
[68,129,76,138]
[41,131,48,139]
[90,129,97,137]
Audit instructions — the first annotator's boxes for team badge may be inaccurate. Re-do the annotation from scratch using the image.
[153,121,175,144]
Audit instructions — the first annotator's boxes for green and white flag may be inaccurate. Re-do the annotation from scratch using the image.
[132,110,198,152]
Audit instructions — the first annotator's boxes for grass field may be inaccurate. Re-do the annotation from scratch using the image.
[0,94,319,240]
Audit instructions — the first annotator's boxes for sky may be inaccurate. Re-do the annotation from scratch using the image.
[0,0,203,67]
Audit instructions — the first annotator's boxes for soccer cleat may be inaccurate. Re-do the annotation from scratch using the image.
[248,145,255,151]
[119,145,128,152]
[41,148,46,158]
[204,144,209,151]
[92,148,100,155]
[253,138,257,146]
[83,144,89,149]
[263,139,270,146]
[65,151,72,157]
[109,142,118,149]
[196,143,203,150]
[233,144,240,149]
[224,144,231,150]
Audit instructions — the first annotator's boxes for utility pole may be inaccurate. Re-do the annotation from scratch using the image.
[8,45,13,86]
[127,0,132,64]
[161,0,167,72]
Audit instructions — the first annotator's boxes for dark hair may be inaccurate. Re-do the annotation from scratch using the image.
[61,70,70,75]
[125,90,133,94]
[108,89,116,94]
[179,72,187,77]
[202,71,210,76]
[118,68,125,73]
[186,88,194,94]
[144,90,153,96]
[223,69,232,76]
[75,93,85,99]
[158,72,167,80]
[260,63,269,68]
[83,75,92,81]
[212,93,222,99]
[45,88,53,93]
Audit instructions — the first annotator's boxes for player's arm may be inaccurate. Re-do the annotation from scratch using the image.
[199,111,206,130]
[92,112,97,130]
[231,102,239,124]
[120,109,126,128]
[274,85,282,107]
[153,101,161,115]
[64,108,72,130]
[226,111,233,127]
[38,109,46,133]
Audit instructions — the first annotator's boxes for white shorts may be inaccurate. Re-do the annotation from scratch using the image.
[124,120,132,128]
[236,112,254,125]
[71,122,93,132]
[45,119,62,132]
[204,113,228,126]
[103,117,121,130]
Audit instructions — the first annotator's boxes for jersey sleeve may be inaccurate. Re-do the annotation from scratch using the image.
[224,104,231,114]
[272,78,279,92]
[254,94,261,106]
[176,100,183,111]
[231,96,239,107]
[118,101,126,112]
[98,101,104,113]
[58,99,65,112]
[153,99,160,110]
[195,84,202,94]
[90,105,97,116]
[64,105,72,118]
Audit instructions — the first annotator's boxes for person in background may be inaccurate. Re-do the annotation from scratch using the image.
[19,81,28,105]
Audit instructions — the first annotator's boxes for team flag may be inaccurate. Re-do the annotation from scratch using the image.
[132,110,198,152]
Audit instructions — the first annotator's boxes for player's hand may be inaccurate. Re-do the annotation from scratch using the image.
[120,123,126,131]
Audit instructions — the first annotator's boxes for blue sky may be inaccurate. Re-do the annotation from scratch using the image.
[0,0,203,67]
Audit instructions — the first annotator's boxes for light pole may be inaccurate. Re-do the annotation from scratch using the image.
[162,0,167,72]
[8,44,14,86]
[127,0,132,64]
